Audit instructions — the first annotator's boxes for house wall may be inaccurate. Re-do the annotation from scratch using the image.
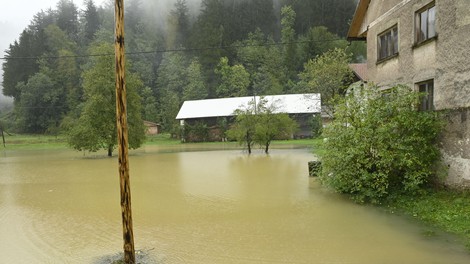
[363,0,470,186]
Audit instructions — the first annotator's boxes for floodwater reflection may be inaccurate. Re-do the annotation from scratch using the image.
[0,146,469,263]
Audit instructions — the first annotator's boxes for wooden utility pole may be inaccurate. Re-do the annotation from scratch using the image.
[114,0,135,263]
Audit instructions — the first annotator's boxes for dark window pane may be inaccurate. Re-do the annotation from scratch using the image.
[419,81,434,111]
[377,26,398,60]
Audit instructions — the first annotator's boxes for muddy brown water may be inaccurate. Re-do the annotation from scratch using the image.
[1,145,469,263]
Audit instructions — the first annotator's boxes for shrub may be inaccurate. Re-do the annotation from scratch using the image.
[320,84,443,203]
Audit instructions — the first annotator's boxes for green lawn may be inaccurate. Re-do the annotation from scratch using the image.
[1,133,323,150]
[385,188,470,250]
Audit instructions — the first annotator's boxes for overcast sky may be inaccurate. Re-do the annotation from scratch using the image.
[0,0,107,99]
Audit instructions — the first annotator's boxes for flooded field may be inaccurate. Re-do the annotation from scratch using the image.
[1,145,469,263]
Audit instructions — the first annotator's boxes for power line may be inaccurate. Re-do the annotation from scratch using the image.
[0,38,345,61]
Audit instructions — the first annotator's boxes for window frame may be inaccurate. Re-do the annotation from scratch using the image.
[417,79,434,111]
[415,2,436,45]
[377,25,399,63]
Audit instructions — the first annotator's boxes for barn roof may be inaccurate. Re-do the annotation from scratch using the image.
[176,94,321,120]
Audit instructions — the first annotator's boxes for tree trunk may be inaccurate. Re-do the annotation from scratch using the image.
[108,145,113,157]
[115,0,136,263]
[264,142,270,154]
[246,132,252,154]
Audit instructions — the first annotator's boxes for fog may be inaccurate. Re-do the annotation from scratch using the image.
[0,0,202,98]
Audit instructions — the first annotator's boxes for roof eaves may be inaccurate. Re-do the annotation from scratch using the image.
[347,0,371,41]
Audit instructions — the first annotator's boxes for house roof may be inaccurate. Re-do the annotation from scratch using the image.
[347,0,371,40]
[176,94,321,120]
[349,63,368,81]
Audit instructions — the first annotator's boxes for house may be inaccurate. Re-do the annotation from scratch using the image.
[347,0,470,187]
[143,121,160,135]
[176,94,321,142]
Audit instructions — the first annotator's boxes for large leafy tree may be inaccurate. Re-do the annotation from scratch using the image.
[43,24,81,111]
[2,8,55,100]
[155,52,188,134]
[321,84,443,203]
[227,98,298,154]
[236,29,286,95]
[183,59,208,101]
[15,72,62,133]
[214,57,250,97]
[65,42,146,156]
[2,31,39,100]
[298,48,353,106]
[298,26,347,63]
[254,99,298,154]
[226,100,258,154]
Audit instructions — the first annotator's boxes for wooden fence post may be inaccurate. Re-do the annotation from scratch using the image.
[114,0,135,263]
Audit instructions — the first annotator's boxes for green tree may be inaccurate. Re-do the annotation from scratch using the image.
[227,98,298,154]
[281,5,299,81]
[141,86,158,122]
[226,100,258,154]
[155,52,188,134]
[65,42,146,156]
[183,59,208,101]
[43,24,81,111]
[2,34,37,100]
[254,99,298,154]
[214,57,250,97]
[281,0,357,37]
[236,29,286,95]
[298,48,353,106]
[2,8,56,101]
[298,26,348,63]
[189,0,227,94]
[167,0,190,49]
[56,0,79,41]
[15,72,62,133]
[320,84,443,203]
[81,0,101,46]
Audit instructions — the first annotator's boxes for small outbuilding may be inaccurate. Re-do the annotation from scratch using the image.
[143,121,161,135]
[176,94,321,142]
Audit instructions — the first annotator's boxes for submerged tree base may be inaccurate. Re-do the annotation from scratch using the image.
[94,249,158,264]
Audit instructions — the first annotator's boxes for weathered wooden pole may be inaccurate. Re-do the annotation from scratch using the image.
[114,0,136,263]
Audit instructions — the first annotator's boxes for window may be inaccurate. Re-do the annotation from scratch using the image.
[418,80,434,111]
[377,25,398,61]
[416,3,436,43]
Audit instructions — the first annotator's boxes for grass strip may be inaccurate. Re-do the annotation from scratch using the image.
[385,189,470,250]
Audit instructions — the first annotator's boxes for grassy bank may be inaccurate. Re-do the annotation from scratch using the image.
[0,134,67,150]
[1,133,322,150]
[385,189,470,250]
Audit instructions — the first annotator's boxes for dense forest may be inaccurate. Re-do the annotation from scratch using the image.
[1,0,364,135]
